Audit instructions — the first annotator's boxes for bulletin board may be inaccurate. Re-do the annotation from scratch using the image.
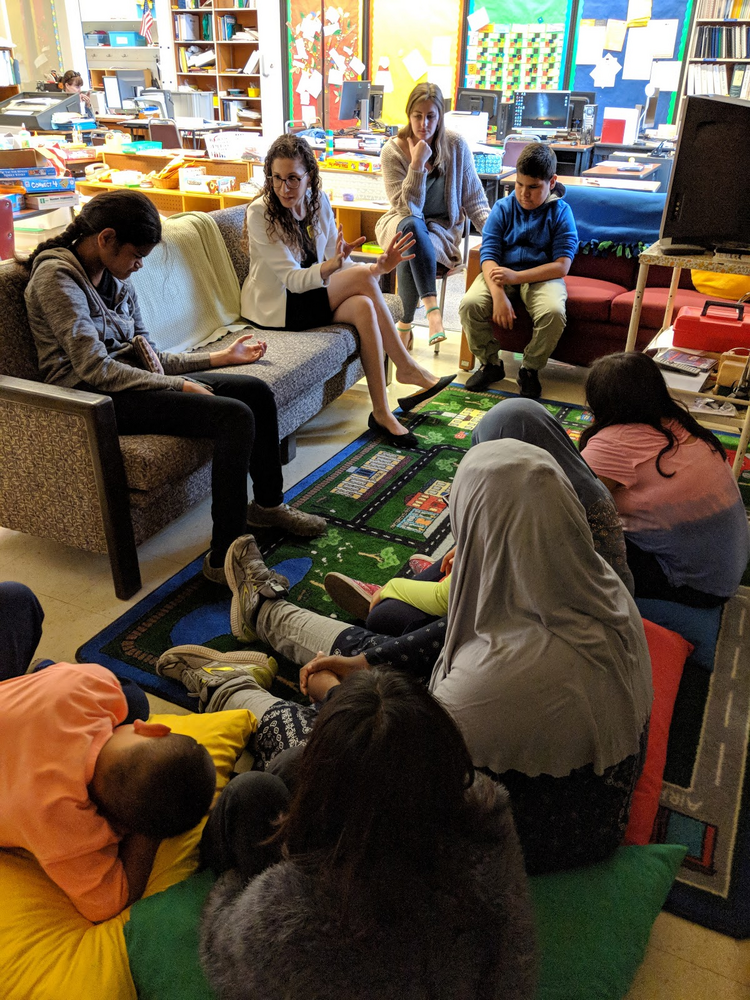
[570,0,693,129]
[462,0,573,99]
[369,0,462,124]
[286,1,364,131]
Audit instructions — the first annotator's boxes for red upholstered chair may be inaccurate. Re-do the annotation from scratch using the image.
[0,197,14,261]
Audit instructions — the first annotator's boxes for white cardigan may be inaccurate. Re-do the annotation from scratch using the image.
[241,192,353,328]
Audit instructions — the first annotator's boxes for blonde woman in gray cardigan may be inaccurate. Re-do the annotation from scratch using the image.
[376,83,490,349]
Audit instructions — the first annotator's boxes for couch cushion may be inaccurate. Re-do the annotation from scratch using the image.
[195,326,361,412]
[0,261,41,381]
[610,288,711,329]
[120,435,214,492]
[568,252,639,288]
[565,276,628,323]
[211,205,250,286]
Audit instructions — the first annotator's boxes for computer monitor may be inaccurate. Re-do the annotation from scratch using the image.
[115,70,148,102]
[339,80,371,123]
[456,88,499,126]
[368,84,384,122]
[512,91,571,135]
[140,87,175,118]
[103,75,123,112]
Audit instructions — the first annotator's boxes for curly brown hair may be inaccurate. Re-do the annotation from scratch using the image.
[262,134,322,260]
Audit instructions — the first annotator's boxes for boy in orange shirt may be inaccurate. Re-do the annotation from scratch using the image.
[0,662,216,922]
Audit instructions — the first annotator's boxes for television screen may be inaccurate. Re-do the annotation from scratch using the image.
[660,95,750,250]
[512,91,571,132]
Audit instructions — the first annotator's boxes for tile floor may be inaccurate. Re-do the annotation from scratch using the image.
[1,311,749,997]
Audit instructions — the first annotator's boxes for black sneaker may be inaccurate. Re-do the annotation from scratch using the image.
[464,360,506,392]
[517,367,542,399]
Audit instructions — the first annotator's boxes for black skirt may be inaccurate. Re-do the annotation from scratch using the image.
[284,287,335,331]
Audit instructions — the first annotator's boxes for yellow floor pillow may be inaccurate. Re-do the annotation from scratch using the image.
[691,270,750,301]
[1,709,256,1000]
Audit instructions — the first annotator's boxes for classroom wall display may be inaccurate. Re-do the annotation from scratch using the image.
[287,0,364,131]
[570,0,692,129]
[462,0,570,98]
[369,0,462,124]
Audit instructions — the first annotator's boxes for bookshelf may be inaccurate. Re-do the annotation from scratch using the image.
[683,0,750,101]
[171,2,262,126]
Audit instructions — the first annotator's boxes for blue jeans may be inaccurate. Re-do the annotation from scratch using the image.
[395,215,438,323]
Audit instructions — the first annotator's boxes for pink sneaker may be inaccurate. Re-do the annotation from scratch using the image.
[408,554,435,575]
[324,573,382,620]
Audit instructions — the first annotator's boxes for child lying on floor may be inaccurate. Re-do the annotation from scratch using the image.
[0,662,216,922]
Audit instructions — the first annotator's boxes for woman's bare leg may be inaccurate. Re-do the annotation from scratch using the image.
[328,268,441,390]
[332,293,411,438]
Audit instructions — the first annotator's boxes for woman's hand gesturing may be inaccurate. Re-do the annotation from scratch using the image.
[371,230,416,277]
[321,225,366,279]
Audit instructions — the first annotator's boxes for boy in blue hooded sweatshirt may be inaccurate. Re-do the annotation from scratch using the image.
[459,143,578,399]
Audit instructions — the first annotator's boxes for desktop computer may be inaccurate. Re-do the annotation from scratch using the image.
[580,103,597,144]
[511,91,571,138]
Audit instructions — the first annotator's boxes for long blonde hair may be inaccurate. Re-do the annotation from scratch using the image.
[397,82,447,174]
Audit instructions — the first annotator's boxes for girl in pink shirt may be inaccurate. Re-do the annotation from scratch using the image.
[580,352,749,607]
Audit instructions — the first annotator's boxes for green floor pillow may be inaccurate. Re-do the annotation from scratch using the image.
[125,844,687,1000]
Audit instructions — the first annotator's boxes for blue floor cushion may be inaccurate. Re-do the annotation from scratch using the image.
[635,598,722,672]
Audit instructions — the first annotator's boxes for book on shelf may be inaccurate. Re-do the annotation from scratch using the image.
[687,61,730,95]
[695,24,749,59]
[729,62,750,97]
[174,12,199,39]
[696,0,750,17]
[201,12,213,40]
[242,49,260,74]
[218,14,237,39]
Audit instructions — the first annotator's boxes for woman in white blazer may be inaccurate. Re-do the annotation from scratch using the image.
[241,134,455,448]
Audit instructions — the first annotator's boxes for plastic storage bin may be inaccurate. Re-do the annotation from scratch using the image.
[108,31,147,46]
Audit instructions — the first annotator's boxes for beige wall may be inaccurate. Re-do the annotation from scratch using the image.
[369,0,462,124]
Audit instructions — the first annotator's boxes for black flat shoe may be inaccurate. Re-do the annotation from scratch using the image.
[397,373,456,413]
[368,412,418,449]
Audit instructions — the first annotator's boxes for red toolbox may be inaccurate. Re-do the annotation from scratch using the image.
[673,300,750,352]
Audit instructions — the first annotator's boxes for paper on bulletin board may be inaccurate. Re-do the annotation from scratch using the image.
[622,28,653,79]
[296,71,311,96]
[375,57,394,93]
[626,0,651,27]
[645,19,678,59]
[467,6,490,31]
[576,22,606,65]
[300,15,321,40]
[403,48,428,81]
[604,19,627,51]
[329,49,346,70]
[431,36,452,65]
[650,59,681,91]
[328,69,344,85]
[299,91,310,105]
[323,23,338,36]
[590,52,622,87]
[294,38,306,60]
[427,65,453,95]
[301,105,317,125]
[325,5,340,23]
[350,55,365,75]
[308,70,323,99]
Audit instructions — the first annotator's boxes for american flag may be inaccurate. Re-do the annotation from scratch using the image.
[140,0,154,44]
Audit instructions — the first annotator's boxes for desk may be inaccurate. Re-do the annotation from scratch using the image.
[593,141,673,163]
[500,173,661,195]
[583,162,661,182]
[626,242,750,478]
[478,168,516,206]
[330,198,388,244]
[487,141,594,176]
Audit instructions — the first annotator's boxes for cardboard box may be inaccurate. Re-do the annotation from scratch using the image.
[25,192,80,209]
[19,177,76,193]
[178,167,236,194]
[0,192,24,212]
[0,149,55,171]
[322,156,381,173]
[0,165,57,179]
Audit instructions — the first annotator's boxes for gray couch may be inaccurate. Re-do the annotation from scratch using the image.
[0,204,397,600]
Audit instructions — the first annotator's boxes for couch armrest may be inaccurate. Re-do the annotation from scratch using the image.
[0,376,141,599]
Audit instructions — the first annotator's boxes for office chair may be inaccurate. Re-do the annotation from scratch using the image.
[502,136,538,170]
[433,217,472,355]
[148,118,182,150]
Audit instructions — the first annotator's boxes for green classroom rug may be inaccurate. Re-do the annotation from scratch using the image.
[78,383,750,937]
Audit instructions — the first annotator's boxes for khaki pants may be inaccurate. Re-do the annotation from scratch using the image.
[459,272,567,371]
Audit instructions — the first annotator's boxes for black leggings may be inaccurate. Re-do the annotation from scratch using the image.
[89,372,284,561]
